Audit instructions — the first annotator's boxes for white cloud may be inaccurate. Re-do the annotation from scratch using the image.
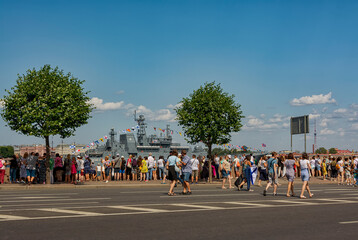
[320,128,335,135]
[269,114,290,123]
[333,108,348,113]
[89,97,126,111]
[244,117,280,131]
[282,122,290,128]
[260,114,266,118]
[290,92,336,106]
[128,105,177,122]
[309,113,320,119]
[351,123,358,130]
[247,118,264,127]
[320,118,330,127]
[167,103,182,109]
[351,103,358,109]
[260,123,279,129]
[115,90,125,95]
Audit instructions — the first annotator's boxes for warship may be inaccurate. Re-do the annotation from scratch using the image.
[86,112,206,160]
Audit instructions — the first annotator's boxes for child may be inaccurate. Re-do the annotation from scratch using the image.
[71,157,77,184]
[96,163,101,181]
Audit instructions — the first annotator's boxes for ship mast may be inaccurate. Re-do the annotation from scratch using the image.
[134,110,148,146]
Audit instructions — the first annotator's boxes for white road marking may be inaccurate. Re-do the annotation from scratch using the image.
[108,206,167,213]
[224,202,272,207]
[0,202,99,210]
[19,197,69,199]
[0,214,30,220]
[0,199,357,222]
[0,198,110,203]
[160,193,256,198]
[171,203,224,210]
[39,208,104,216]
[272,200,316,205]
[0,193,78,197]
[317,199,357,203]
[340,220,358,224]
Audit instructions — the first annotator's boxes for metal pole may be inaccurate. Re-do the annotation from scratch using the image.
[291,134,293,152]
[304,117,307,153]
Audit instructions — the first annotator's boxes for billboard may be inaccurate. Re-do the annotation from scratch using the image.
[291,115,309,135]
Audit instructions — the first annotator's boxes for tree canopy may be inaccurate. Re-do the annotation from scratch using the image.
[0,146,14,158]
[315,147,327,154]
[329,148,337,154]
[1,65,93,139]
[175,82,244,182]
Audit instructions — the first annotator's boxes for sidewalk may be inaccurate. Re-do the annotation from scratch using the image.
[0,177,339,190]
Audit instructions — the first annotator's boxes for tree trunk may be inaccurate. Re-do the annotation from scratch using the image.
[208,143,212,183]
[45,136,51,184]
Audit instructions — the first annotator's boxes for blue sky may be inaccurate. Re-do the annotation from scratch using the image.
[1,0,358,152]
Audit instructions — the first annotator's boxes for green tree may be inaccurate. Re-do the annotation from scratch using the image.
[0,146,14,158]
[315,147,327,154]
[175,82,244,182]
[329,148,337,154]
[1,65,93,182]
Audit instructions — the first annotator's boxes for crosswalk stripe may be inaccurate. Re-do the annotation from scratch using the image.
[108,206,167,212]
[317,199,357,203]
[39,208,104,216]
[224,202,272,207]
[272,200,316,205]
[171,203,224,210]
[0,214,30,220]
[340,220,358,224]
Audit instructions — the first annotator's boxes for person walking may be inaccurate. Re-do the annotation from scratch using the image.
[263,152,278,196]
[257,156,268,187]
[298,153,313,199]
[284,153,297,197]
[238,155,253,191]
[167,150,180,196]
[221,155,233,189]
[180,150,192,195]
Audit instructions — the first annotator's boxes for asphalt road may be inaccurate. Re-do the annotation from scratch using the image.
[1,183,358,240]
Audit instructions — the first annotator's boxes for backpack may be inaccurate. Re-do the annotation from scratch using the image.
[336,164,340,170]
[236,160,241,168]
[0,160,3,168]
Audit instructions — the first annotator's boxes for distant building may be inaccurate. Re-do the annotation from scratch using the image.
[19,145,55,156]
[335,149,352,154]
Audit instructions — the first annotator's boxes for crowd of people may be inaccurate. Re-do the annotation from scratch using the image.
[1,151,358,198]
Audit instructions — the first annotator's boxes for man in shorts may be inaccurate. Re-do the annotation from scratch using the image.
[191,155,199,184]
[181,150,192,194]
[264,152,278,196]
